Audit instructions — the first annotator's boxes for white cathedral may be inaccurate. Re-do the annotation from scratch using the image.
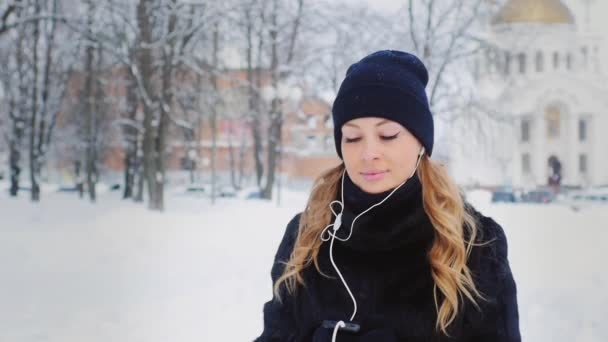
[451,0,608,189]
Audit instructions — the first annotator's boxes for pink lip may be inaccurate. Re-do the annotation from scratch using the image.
[361,170,387,182]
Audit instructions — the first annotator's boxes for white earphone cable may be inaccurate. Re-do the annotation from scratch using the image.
[322,147,425,341]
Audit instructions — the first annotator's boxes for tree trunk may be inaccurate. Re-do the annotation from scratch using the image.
[88,42,105,202]
[227,119,237,189]
[151,0,178,211]
[122,74,138,199]
[29,0,41,202]
[262,0,280,200]
[136,0,159,210]
[83,1,96,202]
[75,160,84,198]
[9,22,26,197]
[8,118,24,197]
[209,23,219,205]
[134,139,145,203]
[246,3,265,188]
[238,126,247,189]
[35,0,58,196]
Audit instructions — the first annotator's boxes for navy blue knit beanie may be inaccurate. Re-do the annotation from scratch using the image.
[332,50,434,159]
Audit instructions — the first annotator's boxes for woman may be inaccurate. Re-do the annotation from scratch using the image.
[255,50,521,342]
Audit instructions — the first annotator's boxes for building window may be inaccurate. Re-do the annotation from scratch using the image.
[579,154,588,173]
[566,53,573,70]
[535,51,544,72]
[307,116,317,129]
[307,135,317,150]
[180,157,195,171]
[581,46,588,67]
[518,53,526,74]
[522,153,531,173]
[553,51,559,69]
[324,135,333,151]
[504,52,511,75]
[521,119,530,142]
[579,119,587,141]
[324,115,332,129]
[545,106,561,138]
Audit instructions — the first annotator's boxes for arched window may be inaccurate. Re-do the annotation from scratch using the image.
[518,53,526,74]
[579,118,587,141]
[504,52,511,75]
[545,105,561,139]
[581,46,589,68]
[522,153,531,173]
[535,51,544,72]
[521,119,530,142]
[579,154,588,173]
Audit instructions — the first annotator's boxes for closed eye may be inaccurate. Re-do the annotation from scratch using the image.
[381,133,400,140]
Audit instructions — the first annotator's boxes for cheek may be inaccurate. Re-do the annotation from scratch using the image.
[341,142,358,158]
[385,148,418,174]
[341,145,359,168]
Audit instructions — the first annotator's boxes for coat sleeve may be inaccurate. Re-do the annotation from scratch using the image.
[470,216,522,342]
[254,213,302,342]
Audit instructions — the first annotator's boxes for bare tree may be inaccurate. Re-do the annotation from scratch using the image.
[241,0,266,188]
[209,22,220,204]
[81,0,97,201]
[0,6,29,197]
[15,0,65,202]
[121,71,139,199]
[259,0,304,200]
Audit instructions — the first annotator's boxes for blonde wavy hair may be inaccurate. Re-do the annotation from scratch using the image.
[273,156,488,336]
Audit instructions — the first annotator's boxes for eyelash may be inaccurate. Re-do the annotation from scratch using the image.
[344,133,400,143]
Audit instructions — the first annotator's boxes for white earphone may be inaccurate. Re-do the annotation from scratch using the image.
[321,144,426,341]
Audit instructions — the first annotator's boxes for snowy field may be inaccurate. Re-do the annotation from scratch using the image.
[0,186,607,342]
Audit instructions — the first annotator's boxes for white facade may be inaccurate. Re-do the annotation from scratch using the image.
[451,1,608,188]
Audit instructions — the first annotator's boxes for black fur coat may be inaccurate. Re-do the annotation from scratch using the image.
[255,174,520,341]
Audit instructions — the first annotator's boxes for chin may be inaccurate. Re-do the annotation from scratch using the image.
[358,180,392,194]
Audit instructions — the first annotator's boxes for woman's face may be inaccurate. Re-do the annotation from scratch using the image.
[341,117,423,194]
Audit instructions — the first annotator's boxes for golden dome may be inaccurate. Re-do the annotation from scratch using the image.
[492,0,575,25]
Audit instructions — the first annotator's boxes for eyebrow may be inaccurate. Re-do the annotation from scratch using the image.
[343,119,392,128]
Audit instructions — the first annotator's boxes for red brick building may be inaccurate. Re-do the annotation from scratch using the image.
[58,66,341,185]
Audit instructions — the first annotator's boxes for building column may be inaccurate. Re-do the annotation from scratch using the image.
[587,114,597,186]
[566,113,579,186]
[533,113,545,187]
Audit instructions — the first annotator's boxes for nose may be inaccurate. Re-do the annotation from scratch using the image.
[361,139,381,161]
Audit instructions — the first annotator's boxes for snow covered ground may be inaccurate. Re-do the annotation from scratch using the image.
[0,186,606,341]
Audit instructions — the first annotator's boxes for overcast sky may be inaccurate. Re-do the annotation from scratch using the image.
[354,0,608,35]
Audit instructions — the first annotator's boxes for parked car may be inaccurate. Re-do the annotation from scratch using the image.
[521,189,556,203]
[561,188,608,209]
[218,185,238,198]
[185,185,209,195]
[57,185,79,193]
[237,187,264,200]
[171,183,211,197]
[491,190,516,203]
